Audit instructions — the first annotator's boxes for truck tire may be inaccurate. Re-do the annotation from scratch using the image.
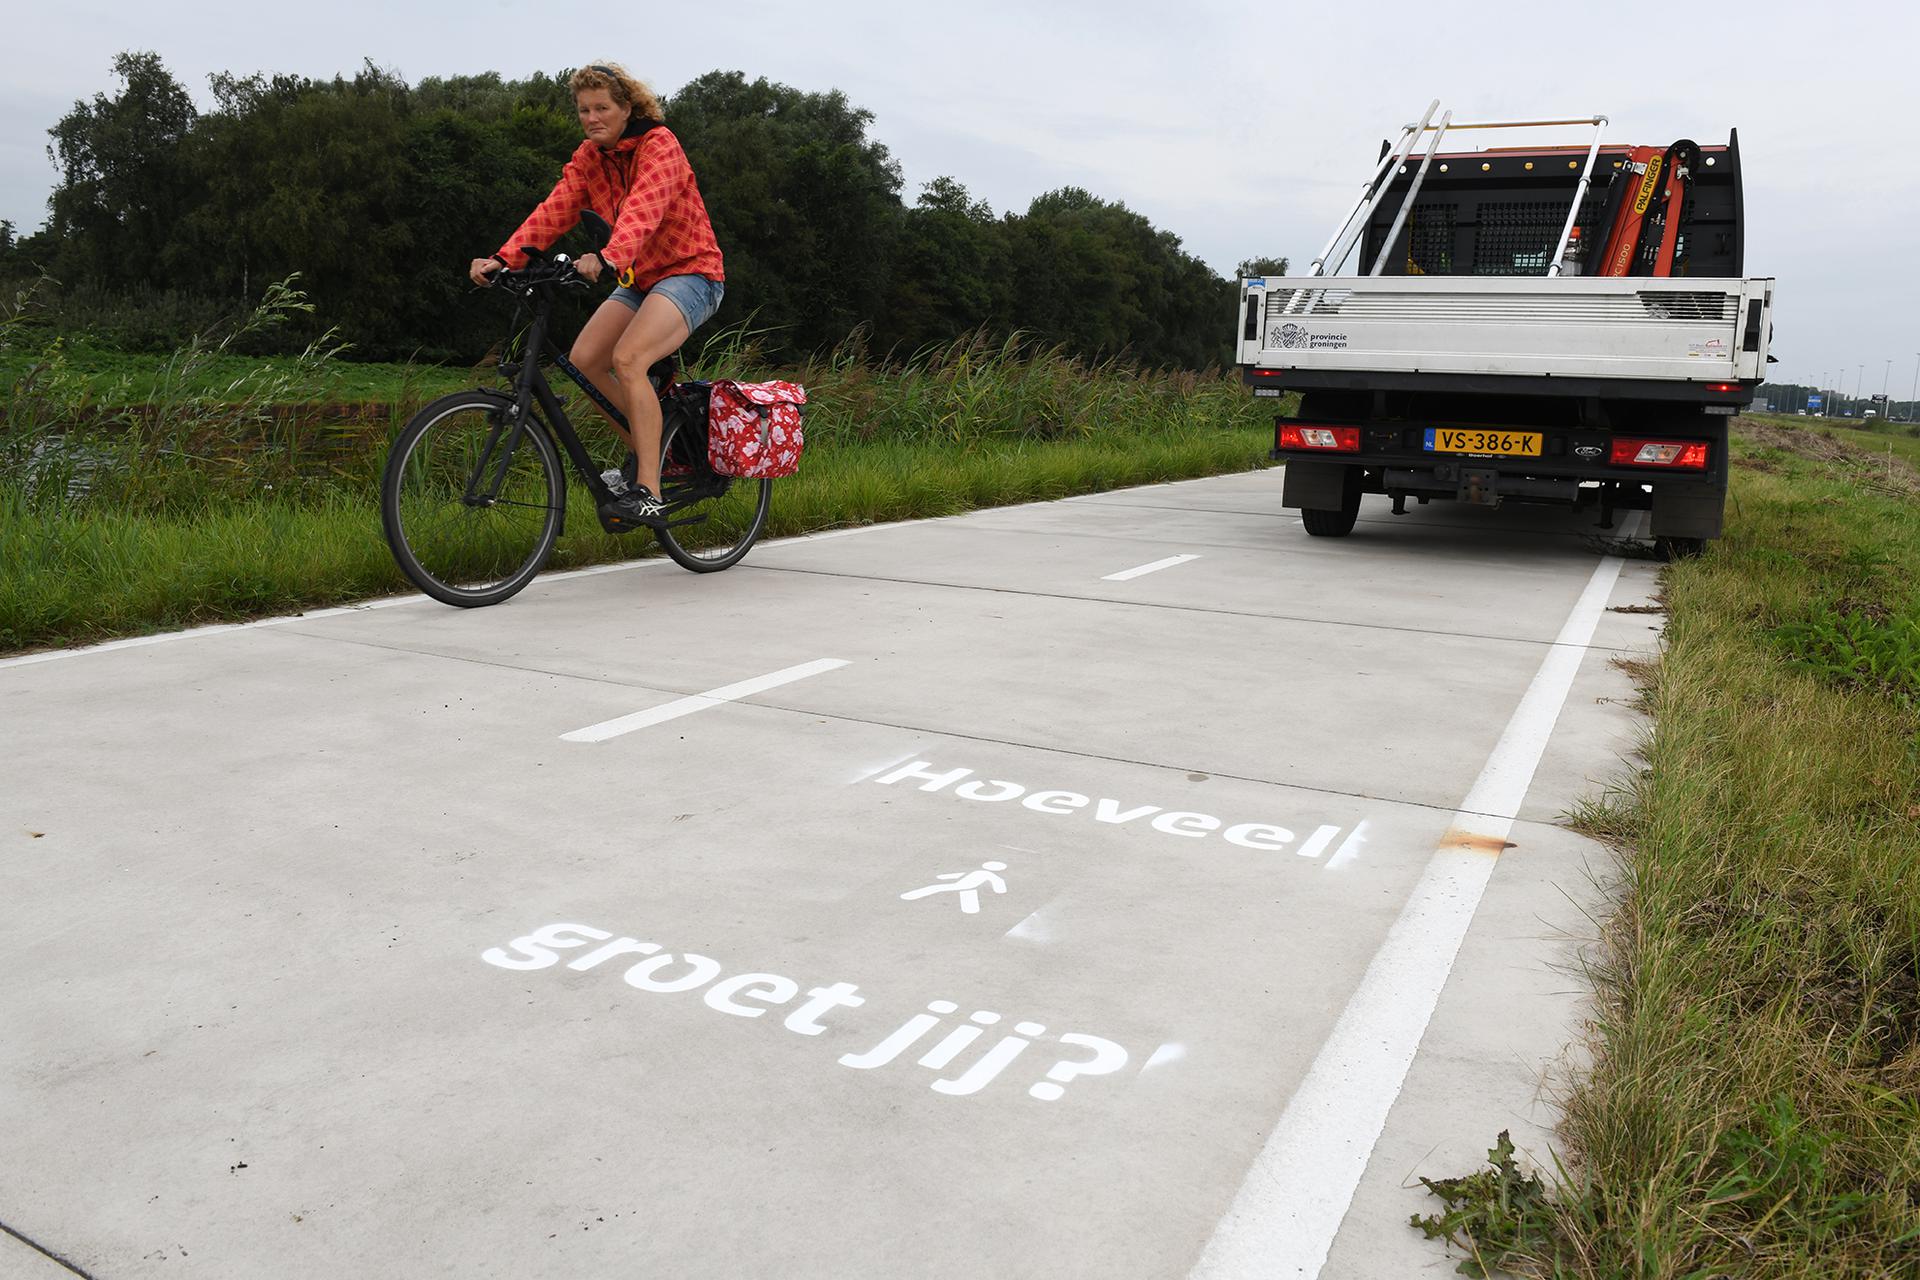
[1300,473,1362,537]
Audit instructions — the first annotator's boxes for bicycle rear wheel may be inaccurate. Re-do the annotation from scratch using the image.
[654,415,772,572]
[381,391,565,606]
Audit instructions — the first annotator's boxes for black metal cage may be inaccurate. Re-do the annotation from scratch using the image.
[1357,131,1744,279]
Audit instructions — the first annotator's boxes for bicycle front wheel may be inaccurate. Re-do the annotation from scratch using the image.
[654,416,772,573]
[381,391,565,607]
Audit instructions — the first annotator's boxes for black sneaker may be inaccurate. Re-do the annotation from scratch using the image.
[608,485,668,528]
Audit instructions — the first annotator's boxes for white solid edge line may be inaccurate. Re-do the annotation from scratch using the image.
[560,658,849,743]
[1190,539,1633,1280]
[1102,553,1201,582]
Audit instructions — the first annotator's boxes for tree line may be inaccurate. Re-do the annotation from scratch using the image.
[1,53,1284,369]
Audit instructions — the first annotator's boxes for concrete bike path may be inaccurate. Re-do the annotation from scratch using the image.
[0,470,1663,1278]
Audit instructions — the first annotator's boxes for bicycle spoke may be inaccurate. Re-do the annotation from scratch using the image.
[482,499,563,513]
[653,417,772,572]
[382,397,564,604]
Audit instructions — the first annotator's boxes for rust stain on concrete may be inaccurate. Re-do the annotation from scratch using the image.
[1438,829,1517,856]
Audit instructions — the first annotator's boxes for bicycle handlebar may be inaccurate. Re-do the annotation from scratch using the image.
[486,254,592,295]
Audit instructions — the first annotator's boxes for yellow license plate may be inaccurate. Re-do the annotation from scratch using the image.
[1423,428,1543,457]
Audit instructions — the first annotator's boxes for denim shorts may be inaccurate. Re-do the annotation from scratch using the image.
[609,273,725,334]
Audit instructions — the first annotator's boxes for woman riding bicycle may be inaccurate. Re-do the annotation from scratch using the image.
[468,62,725,526]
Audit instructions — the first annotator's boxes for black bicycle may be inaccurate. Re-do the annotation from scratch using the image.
[380,235,771,607]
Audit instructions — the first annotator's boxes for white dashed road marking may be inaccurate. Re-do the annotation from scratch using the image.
[561,658,849,743]
[1102,554,1201,581]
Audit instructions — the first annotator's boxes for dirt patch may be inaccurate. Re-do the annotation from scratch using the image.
[1834,597,1896,627]
[1735,417,1920,499]
[1609,655,1659,686]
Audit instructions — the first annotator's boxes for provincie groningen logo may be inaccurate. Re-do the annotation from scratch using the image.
[1269,323,1349,352]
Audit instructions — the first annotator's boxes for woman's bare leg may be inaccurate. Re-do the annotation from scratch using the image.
[569,299,642,447]
[609,292,691,496]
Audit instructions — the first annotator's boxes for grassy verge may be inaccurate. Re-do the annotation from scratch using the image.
[1414,416,1920,1276]
[1,429,1270,652]
[1,325,1277,652]
[1745,411,1920,470]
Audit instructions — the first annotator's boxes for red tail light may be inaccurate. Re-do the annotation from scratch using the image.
[1609,438,1709,468]
[1278,424,1361,452]
[1707,382,1739,393]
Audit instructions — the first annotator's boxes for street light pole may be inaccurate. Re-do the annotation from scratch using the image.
[1909,353,1919,423]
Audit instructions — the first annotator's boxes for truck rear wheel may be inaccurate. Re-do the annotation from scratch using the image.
[1300,476,1362,537]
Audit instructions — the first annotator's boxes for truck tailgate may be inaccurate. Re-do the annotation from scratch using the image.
[1239,275,1773,384]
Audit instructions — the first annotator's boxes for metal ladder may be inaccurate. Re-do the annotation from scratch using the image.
[1281,101,1609,312]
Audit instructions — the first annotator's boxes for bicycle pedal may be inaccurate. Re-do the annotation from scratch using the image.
[595,503,655,534]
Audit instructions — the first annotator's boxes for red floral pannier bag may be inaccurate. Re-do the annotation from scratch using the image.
[706,380,807,478]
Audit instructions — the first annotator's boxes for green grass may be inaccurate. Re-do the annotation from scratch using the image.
[1,427,1271,652]
[1827,426,1920,469]
[0,277,476,408]
[1415,417,1920,1277]
[1,325,1279,652]
[1745,411,1920,468]
[0,338,480,406]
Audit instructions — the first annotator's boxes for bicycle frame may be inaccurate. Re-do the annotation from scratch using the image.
[474,269,716,529]
[380,250,768,606]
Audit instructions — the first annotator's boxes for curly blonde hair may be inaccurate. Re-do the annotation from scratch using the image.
[569,62,663,123]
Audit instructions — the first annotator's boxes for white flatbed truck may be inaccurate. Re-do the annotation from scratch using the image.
[1241,103,1775,557]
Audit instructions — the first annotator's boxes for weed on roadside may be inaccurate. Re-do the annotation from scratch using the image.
[1411,1132,1576,1278]
[1772,601,1920,708]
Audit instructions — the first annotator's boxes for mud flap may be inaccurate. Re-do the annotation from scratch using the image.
[1282,460,1360,511]
[1650,482,1726,539]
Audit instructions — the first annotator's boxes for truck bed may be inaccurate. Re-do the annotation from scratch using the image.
[1239,274,1774,398]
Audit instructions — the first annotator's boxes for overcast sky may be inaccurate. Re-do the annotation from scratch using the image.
[3,0,1913,396]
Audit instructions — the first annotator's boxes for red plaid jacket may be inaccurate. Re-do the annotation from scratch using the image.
[496,126,725,289]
